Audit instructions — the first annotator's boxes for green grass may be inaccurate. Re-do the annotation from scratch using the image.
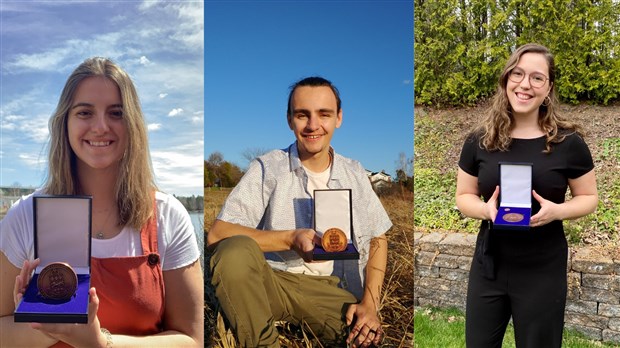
[414,106,620,244]
[414,307,619,348]
[413,167,480,232]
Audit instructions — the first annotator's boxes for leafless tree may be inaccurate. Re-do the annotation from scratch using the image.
[241,147,270,165]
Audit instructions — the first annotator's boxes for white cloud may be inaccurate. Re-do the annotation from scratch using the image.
[158,93,168,99]
[168,108,184,117]
[7,49,68,72]
[3,2,203,74]
[18,153,47,167]
[150,140,203,196]
[148,123,162,131]
[138,0,161,11]
[5,115,22,121]
[110,14,127,23]
[24,122,50,143]
[132,61,203,104]
[173,2,204,49]
[4,32,125,73]
[139,56,151,66]
[403,79,412,85]
[189,109,203,124]
[2,114,49,143]
[1,114,24,131]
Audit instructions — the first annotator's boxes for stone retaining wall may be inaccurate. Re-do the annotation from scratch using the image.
[414,231,620,344]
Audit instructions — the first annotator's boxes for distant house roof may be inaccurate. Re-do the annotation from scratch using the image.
[367,171,391,180]
[366,170,392,190]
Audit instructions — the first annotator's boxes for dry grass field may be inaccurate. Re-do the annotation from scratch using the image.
[204,188,414,347]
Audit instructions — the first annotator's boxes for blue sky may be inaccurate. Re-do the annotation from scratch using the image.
[205,1,413,177]
[1,0,204,196]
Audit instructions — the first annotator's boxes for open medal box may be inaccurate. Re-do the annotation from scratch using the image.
[14,195,92,323]
[312,189,359,260]
[493,162,533,230]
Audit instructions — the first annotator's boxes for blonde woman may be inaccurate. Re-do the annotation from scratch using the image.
[456,43,598,347]
[0,57,203,347]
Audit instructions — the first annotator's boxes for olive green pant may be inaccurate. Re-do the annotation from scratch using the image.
[210,235,358,347]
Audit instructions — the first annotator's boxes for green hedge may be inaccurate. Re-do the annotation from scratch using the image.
[414,0,620,106]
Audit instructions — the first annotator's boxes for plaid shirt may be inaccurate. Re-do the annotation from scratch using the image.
[218,142,392,299]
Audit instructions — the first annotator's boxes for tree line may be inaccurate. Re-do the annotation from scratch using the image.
[415,0,620,106]
[204,152,244,188]
[174,195,204,212]
[205,150,414,194]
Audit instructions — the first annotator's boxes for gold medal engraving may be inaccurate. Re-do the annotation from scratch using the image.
[321,228,348,252]
[503,213,524,223]
[37,262,78,301]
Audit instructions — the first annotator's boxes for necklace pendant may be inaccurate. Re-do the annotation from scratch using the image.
[96,231,105,239]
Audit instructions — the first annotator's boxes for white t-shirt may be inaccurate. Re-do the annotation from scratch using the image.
[0,191,200,271]
[286,165,335,276]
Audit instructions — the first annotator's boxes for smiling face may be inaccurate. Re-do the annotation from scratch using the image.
[68,76,127,172]
[287,86,342,162]
[506,52,552,119]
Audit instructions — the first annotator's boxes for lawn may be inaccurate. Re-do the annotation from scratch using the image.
[414,306,619,348]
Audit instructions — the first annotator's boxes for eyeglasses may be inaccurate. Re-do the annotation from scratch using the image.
[508,68,549,88]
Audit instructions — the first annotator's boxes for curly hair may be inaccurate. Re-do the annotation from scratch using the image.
[478,43,583,153]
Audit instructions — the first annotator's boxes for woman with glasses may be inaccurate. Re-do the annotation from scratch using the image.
[455,43,598,347]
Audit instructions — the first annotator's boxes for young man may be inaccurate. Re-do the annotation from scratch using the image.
[207,77,392,348]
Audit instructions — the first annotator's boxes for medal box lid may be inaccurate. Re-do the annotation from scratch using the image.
[498,162,532,208]
[494,162,532,230]
[312,189,359,260]
[14,195,92,323]
[34,195,92,274]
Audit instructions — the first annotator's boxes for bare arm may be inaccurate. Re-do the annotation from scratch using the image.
[1,252,58,348]
[563,169,598,218]
[360,235,388,315]
[158,260,204,346]
[456,166,597,227]
[345,234,388,348]
[455,168,499,221]
[3,252,204,347]
[32,261,205,347]
[530,169,598,227]
[98,260,205,347]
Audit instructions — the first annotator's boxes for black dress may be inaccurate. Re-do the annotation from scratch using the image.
[458,132,594,348]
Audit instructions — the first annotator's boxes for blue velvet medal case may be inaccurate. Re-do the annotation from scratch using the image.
[14,195,92,324]
[493,162,533,230]
[312,189,359,260]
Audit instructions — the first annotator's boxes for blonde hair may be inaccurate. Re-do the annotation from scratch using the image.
[44,57,157,229]
[478,43,583,152]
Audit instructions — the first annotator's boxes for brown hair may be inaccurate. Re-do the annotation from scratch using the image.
[287,76,341,116]
[44,57,156,229]
[478,43,583,152]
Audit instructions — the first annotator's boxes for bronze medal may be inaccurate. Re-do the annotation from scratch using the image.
[503,213,524,223]
[37,262,78,301]
[321,228,348,252]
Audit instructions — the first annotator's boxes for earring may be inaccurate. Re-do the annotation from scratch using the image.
[542,95,551,107]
